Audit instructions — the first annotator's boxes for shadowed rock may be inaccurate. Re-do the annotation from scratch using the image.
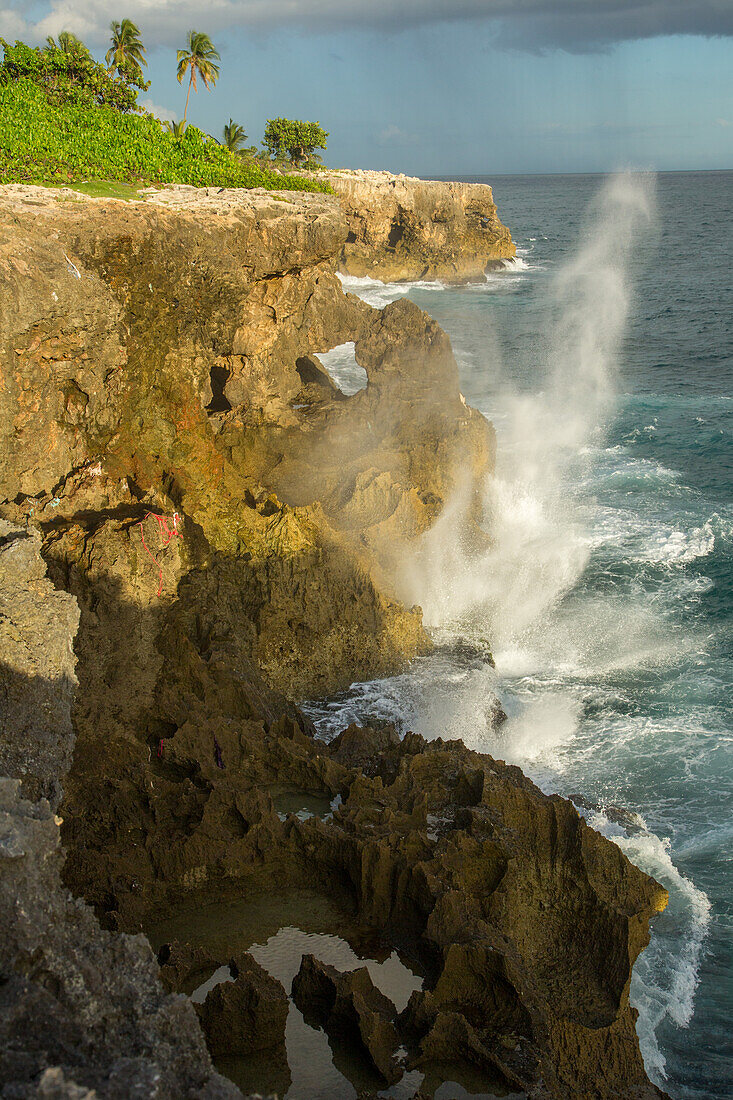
[292,954,400,1083]
[196,955,288,1059]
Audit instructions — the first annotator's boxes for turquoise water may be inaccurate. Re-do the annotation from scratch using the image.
[307,172,733,1099]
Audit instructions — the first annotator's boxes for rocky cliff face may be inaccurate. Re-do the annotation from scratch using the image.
[323,169,516,282]
[0,182,668,1100]
[0,521,240,1099]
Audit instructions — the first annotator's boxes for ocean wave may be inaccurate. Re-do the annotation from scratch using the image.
[338,260,532,309]
[588,508,732,567]
[581,452,682,491]
[607,824,711,1083]
[338,272,444,308]
[499,255,531,271]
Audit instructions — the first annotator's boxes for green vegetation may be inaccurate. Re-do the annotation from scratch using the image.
[0,78,329,191]
[105,19,147,86]
[59,180,144,200]
[176,30,219,128]
[263,118,329,167]
[222,118,248,153]
[1,36,140,111]
[0,35,331,193]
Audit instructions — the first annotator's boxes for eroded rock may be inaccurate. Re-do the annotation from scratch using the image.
[196,955,288,1058]
[0,524,241,1100]
[292,954,400,1083]
[322,169,516,282]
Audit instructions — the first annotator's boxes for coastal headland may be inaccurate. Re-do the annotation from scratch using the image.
[0,175,668,1100]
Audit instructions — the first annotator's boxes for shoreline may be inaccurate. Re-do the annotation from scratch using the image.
[0,175,671,1100]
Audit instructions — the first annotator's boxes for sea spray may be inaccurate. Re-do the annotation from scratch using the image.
[397,172,657,643]
[308,172,731,1099]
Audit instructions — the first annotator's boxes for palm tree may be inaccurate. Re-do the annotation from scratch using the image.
[164,120,186,140]
[46,31,86,54]
[106,19,147,79]
[176,30,220,128]
[222,118,247,153]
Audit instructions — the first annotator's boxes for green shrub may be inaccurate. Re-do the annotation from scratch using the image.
[263,118,328,166]
[0,37,141,112]
[0,78,331,192]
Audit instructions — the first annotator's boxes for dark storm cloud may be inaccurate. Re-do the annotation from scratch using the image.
[13,0,733,50]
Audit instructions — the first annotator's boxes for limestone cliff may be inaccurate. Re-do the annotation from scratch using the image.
[0,183,493,698]
[0,521,240,1099]
[0,183,668,1100]
[323,169,516,282]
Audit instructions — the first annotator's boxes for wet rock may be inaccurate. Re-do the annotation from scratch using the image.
[196,955,288,1058]
[292,954,400,1083]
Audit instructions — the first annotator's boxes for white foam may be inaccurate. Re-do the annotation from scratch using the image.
[499,255,531,271]
[591,819,712,1083]
[338,272,444,308]
[497,693,580,766]
[316,341,367,395]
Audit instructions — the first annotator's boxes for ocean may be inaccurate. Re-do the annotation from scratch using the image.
[307,171,733,1099]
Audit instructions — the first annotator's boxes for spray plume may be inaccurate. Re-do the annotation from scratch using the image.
[398,172,657,648]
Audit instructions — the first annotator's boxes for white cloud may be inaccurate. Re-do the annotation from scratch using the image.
[716,117,731,127]
[8,0,733,52]
[0,7,29,39]
[139,97,178,123]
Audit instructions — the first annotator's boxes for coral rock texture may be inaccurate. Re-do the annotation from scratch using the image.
[323,169,516,282]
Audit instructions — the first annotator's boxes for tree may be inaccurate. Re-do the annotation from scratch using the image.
[222,117,247,153]
[2,36,139,112]
[106,19,147,83]
[176,30,220,128]
[164,119,186,139]
[58,31,86,54]
[44,32,91,58]
[262,118,328,167]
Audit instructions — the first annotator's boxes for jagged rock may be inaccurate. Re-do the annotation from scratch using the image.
[196,955,288,1058]
[292,954,400,1083]
[157,940,222,995]
[327,722,402,781]
[0,524,242,1100]
[321,169,516,282]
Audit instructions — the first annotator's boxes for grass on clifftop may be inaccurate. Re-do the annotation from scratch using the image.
[0,80,331,193]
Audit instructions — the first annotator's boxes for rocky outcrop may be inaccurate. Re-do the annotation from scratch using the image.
[196,956,288,1058]
[0,183,669,1100]
[323,169,516,282]
[292,954,401,1082]
[0,522,240,1099]
[0,183,490,700]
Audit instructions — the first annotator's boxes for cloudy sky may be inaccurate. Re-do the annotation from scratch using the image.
[5,0,733,173]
